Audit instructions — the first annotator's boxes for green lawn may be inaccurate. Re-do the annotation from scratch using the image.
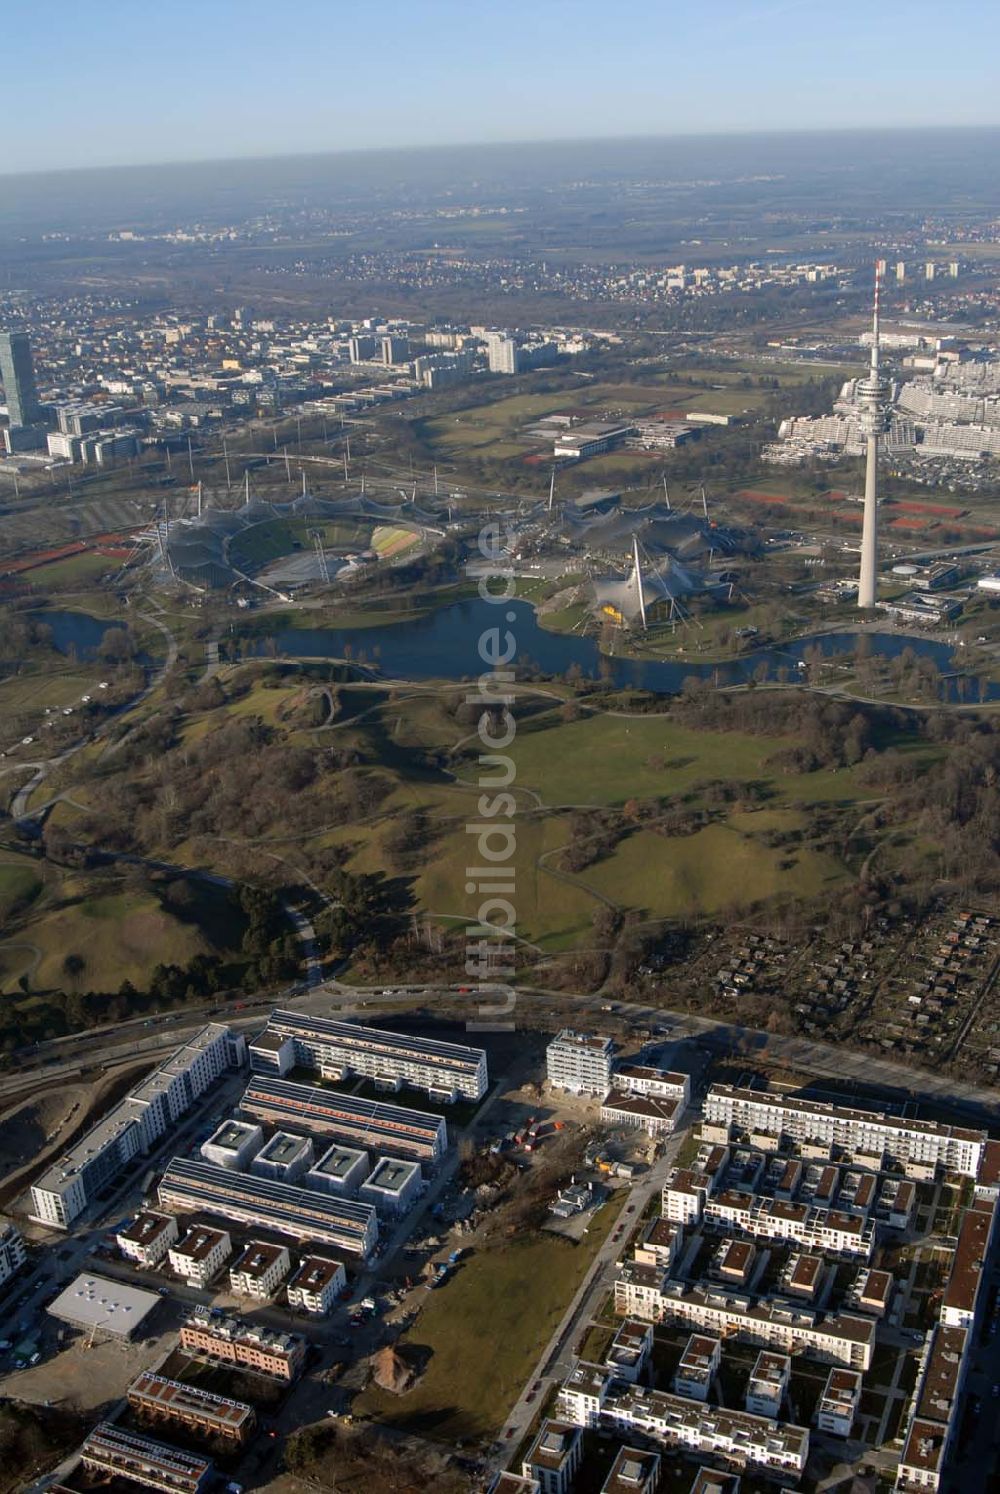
[356,1209,623,1440]
[0,861,43,920]
[582,822,846,919]
[494,712,858,807]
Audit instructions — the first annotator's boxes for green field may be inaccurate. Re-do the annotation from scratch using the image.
[356,1210,623,1440]
[0,860,43,920]
[229,517,367,571]
[26,551,125,588]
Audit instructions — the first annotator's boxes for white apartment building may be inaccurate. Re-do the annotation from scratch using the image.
[663,1168,714,1225]
[674,1334,720,1401]
[359,1156,423,1217]
[116,1211,179,1268]
[601,1448,660,1494]
[614,1273,875,1371]
[557,1361,610,1427]
[602,1381,808,1479]
[250,1131,314,1183]
[896,1324,969,1493]
[546,1030,614,1096]
[168,1225,232,1287]
[746,1351,790,1419]
[31,1024,246,1229]
[488,333,520,375]
[601,1090,679,1137]
[521,1419,582,1494]
[633,1217,684,1273]
[0,1219,27,1288]
[286,1255,346,1316]
[249,1012,487,1103]
[229,1240,291,1300]
[604,1319,654,1384]
[816,1367,862,1437]
[704,1190,875,1260]
[705,1085,986,1178]
[939,1199,994,1329]
[613,1064,690,1105]
[201,1120,264,1171]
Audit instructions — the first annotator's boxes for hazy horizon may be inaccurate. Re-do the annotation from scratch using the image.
[8,0,1000,175]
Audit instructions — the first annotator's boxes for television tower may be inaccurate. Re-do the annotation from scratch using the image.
[857,266,891,609]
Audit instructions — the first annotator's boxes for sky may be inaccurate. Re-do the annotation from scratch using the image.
[6,0,1000,175]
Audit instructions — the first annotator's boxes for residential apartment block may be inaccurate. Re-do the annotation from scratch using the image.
[116,1210,179,1268]
[127,1371,256,1446]
[240,1075,447,1166]
[705,1085,986,1177]
[0,1219,27,1288]
[816,1367,862,1437]
[521,1419,583,1494]
[601,1090,680,1137]
[158,1157,378,1257]
[167,1225,232,1286]
[546,1030,614,1096]
[249,1011,488,1102]
[286,1254,347,1315]
[31,1023,246,1228]
[180,1310,307,1381]
[229,1240,291,1300]
[78,1423,214,1494]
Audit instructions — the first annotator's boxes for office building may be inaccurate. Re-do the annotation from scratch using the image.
[250,1011,488,1102]
[116,1210,179,1268]
[128,1371,256,1446]
[79,1423,214,1494]
[305,1142,370,1196]
[816,1367,862,1437]
[521,1419,583,1494]
[158,1156,378,1257]
[601,1446,661,1494]
[250,1130,314,1183]
[0,1219,27,1288]
[0,330,41,428]
[240,1074,447,1166]
[168,1225,232,1286]
[704,1085,986,1177]
[359,1155,423,1216]
[286,1254,347,1315]
[201,1119,264,1171]
[229,1240,291,1299]
[745,1351,790,1419]
[546,1030,614,1096]
[180,1309,307,1381]
[674,1334,720,1401]
[31,1023,246,1228]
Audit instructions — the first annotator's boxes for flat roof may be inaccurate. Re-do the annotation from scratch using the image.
[129,1371,254,1429]
[289,1254,345,1292]
[708,1083,986,1146]
[364,1156,422,1190]
[232,1239,288,1275]
[172,1225,229,1261]
[159,1157,376,1250]
[602,1446,660,1493]
[257,1130,312,1163]
[117,1210,175,1246]
[602,1089,679,1122]
[310,1142,369,1177]
[265,1010,487,1073]
[47,1273,160,1336]
[942,1202,993,1312]
[206,1120,260,1151]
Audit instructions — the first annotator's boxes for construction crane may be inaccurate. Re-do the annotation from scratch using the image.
[310,529,330,584]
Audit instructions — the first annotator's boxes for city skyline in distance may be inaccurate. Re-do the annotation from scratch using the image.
[6,0,1000,176]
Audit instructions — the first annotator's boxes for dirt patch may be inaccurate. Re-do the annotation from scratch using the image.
[0,1087,86,1183]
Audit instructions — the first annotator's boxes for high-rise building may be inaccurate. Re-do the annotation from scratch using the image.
[381,334,409,365]
[925,262,936,282]
[0,330,41,428]
[488,333,520,375]
[857,269,891,610]
[895,261,906,283]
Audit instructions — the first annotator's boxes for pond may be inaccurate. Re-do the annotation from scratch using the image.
[31,610,151,664]
[260,597,994,703]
